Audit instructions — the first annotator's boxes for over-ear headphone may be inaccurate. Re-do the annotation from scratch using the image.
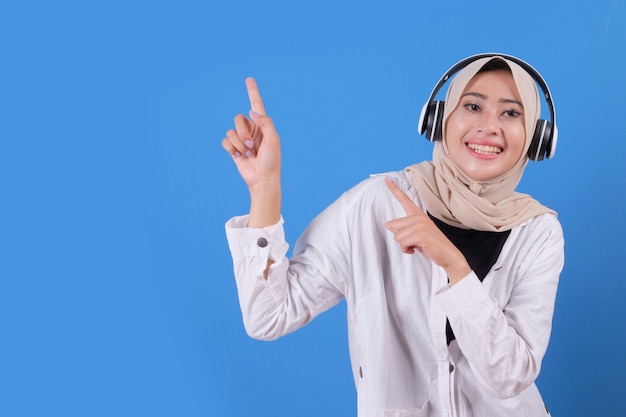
[417,53,558,161]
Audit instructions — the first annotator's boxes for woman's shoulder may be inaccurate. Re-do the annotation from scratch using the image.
[337,169,427,214]
[348,169,417,195]
[515,210,564,243]
[345,169,422,201]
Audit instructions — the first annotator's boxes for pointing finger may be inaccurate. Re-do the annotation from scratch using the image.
[385,177,422,216]
[246,77,266,116]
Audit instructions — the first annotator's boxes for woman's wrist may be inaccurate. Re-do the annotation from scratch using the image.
[446,259,472,286]
[248,182,282,228]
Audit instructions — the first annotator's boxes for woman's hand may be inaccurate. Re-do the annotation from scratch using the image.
[384,177,471,285]
[222,78,281,228]
[222,77,281,191]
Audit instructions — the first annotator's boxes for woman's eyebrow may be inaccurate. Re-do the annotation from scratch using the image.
[462,92,523,108]
[462,92,487,100]
[500,98,524,107]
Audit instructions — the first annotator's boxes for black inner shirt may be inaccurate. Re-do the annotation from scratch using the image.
[428,213,511,344]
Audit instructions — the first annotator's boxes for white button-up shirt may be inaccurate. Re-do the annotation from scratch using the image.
[225,170,564,417]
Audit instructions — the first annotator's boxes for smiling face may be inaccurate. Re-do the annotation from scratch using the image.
[444,69,527,182]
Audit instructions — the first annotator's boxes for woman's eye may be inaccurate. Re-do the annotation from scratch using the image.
[464,103,480,112]
[504,109,522,117]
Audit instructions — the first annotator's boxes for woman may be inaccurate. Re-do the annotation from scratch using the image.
[222,54,564,417]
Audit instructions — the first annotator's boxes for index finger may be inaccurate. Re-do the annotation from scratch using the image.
[384,177,422,216]
[245,77,266,116]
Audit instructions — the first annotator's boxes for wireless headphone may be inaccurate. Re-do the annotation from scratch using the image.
[417,53,558,161]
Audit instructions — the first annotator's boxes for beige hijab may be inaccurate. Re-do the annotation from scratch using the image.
[407,56,556,231]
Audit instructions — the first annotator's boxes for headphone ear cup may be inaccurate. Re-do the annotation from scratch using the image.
[424,100,445,142]
[528,119,553,161]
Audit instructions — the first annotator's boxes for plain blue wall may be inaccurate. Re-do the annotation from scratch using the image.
[2,1,625,416]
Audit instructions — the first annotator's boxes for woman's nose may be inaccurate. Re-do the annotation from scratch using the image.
[476,110,500,134]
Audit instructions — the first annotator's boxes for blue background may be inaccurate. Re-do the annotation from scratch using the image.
[2,1,625,416]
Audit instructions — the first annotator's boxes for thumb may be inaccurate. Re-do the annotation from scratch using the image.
[249,109,264,124]
[249,110,280,145]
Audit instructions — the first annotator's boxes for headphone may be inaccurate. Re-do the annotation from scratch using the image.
[417,53,558,161]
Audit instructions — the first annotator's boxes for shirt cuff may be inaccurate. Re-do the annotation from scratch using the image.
[434,271,493,322]
[225,215,289,261]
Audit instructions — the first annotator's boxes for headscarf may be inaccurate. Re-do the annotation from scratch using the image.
[407,56,556,231]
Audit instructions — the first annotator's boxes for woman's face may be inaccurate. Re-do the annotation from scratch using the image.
[445,70,527,182]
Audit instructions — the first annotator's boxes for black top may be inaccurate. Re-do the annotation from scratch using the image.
[428,213,511,344]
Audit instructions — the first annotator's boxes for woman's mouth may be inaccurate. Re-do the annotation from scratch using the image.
[467,143,503,155]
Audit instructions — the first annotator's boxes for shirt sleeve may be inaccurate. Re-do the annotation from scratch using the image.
[224,198,349,340]
[434,214,564,399]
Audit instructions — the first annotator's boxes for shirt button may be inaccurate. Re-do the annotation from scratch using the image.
[449,363,455,373]
[257,237,268,248]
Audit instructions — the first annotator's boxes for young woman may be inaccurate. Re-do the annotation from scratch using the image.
[222,54,564,417]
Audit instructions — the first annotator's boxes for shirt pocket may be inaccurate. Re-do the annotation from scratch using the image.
[383,403,429,417]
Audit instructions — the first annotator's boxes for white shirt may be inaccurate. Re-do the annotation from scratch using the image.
[225,170,564,417]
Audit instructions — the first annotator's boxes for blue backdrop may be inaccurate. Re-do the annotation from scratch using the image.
[2,1,625,416]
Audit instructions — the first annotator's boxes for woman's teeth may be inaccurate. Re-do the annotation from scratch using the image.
[467,143,502,155]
